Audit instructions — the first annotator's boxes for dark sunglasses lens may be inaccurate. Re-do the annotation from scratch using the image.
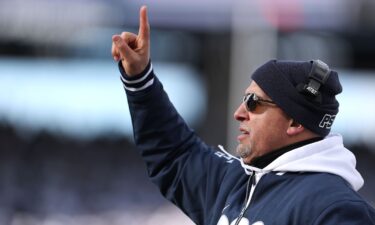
[245,94,257,112]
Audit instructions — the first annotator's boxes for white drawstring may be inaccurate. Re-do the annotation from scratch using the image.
[240,159,268,174]
[218,145,240,161]
[217,145,269,175]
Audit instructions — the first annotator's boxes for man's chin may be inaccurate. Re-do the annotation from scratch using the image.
[236,144,252,160]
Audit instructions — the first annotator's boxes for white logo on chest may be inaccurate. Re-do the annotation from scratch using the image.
[217,215,264,225]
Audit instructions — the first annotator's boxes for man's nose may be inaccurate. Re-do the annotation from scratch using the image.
[234,103,249,122]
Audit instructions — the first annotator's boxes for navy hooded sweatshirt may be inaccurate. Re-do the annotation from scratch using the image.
[118,61,375,225]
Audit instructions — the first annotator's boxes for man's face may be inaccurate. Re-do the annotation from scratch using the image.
[234,81,292,165]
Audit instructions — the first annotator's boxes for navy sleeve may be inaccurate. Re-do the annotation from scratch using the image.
[313,200,375,225]
[119,61,235,224]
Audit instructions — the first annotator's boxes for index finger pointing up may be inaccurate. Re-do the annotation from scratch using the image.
[138,5,150,42]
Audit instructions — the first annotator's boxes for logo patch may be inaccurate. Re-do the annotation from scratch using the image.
[319,114,336,129]
[215,151,234,163]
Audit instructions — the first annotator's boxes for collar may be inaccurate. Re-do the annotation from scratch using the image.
[251,137,323,169]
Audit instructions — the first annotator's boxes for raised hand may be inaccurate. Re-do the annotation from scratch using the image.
[111,6,150,76]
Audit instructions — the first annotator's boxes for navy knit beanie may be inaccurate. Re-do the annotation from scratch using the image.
[251,59,342,137]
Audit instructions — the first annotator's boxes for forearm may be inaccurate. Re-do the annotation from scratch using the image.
[121,61,197,184]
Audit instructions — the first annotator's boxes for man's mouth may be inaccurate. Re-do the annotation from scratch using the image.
[240,128,249,134]
[237,127,250,141]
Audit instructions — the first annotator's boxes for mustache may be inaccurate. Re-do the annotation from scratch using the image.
[239,124,251,133]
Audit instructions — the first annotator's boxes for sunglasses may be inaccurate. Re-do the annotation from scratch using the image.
[242,93,277,112]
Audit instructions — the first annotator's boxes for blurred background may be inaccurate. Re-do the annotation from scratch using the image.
[1,0,375,224]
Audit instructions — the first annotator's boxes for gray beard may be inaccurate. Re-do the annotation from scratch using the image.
[236,143,251,158]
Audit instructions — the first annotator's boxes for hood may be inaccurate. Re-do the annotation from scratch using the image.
[239,134,364,191]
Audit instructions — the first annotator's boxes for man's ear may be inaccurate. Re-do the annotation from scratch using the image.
[287,119,305,136]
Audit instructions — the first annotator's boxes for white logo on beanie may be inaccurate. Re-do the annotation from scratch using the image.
[319,114,336,129]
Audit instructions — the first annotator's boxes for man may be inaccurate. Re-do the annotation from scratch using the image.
[111,6,375,225]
